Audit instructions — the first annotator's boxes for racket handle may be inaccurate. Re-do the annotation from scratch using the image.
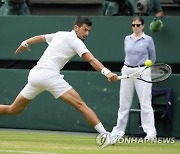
[117,75,128,80]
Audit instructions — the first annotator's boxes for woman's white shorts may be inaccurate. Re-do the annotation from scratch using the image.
[20,68,72,100]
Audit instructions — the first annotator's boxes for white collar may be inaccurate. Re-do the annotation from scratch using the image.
[130,32,146,39]
[71,30,77,37]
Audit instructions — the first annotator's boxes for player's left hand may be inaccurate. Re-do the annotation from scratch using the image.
[106,72,118,82]
[15,45,30,54]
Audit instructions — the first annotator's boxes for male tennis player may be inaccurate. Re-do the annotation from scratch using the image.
[0,16,117,147]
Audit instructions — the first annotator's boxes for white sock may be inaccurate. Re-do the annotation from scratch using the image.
[94,122,107,134]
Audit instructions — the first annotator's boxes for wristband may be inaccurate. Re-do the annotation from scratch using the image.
[21,40,29,47]
[101,68,111,76]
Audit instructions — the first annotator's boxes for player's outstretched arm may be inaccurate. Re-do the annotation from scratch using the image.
[82,52,118,82]
[15,35,46,54]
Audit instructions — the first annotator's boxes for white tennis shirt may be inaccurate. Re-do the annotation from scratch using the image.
[35,30,89,72]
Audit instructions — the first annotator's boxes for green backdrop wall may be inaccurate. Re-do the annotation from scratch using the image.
[0,69,179,138]
[0,16,180,63]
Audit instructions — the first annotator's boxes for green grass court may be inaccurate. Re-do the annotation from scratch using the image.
[0,129,179,154]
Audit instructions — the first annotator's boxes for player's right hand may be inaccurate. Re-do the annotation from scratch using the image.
[106,72,118,82]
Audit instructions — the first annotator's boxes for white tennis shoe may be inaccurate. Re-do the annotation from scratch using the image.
[96,132,112,148]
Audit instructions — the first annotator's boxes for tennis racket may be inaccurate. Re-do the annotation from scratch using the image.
[118,63,172,83]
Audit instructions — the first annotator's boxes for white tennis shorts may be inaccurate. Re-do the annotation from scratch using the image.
[20,67,72,100]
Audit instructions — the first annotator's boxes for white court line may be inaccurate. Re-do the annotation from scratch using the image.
[0,150,61,154]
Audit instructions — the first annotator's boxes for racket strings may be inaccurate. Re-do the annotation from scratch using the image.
[150,64,172,82]
[140,64,172,83]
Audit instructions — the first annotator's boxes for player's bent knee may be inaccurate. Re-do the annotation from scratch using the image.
[75,101,88,112]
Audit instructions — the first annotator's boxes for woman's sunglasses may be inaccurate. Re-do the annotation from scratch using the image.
[132,24,142,27]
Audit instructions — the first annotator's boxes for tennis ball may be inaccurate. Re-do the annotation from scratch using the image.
[145,60,152,67]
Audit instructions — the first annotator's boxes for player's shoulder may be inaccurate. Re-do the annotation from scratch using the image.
[57,30,79,38]
[55,31,70,36]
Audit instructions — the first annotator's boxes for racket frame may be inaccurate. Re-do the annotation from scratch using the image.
[117,63,172,83]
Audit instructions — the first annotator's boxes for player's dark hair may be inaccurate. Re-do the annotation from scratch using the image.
[74,16,92,27]
[132,16,145,25]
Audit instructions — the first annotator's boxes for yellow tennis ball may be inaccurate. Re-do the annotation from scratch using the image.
[145,60,152,67]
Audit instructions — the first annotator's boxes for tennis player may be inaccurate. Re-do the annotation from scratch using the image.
[0,16,117,146]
